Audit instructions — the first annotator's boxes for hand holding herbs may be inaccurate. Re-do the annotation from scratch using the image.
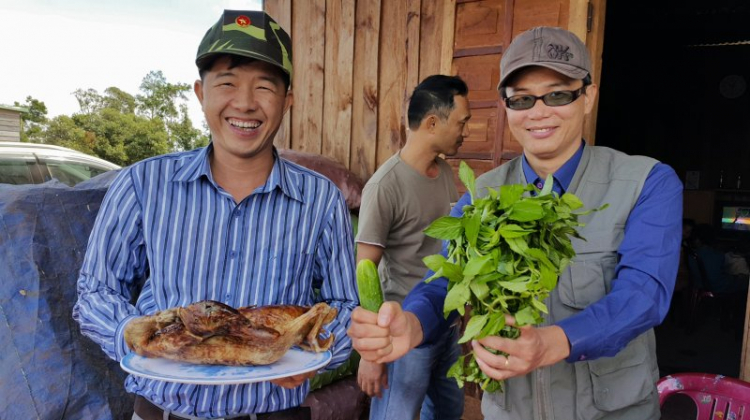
[422,162,605,393]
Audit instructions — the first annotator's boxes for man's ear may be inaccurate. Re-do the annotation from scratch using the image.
[194,80,204,106]
[283,89,294,116]
[583,83,598,115]
[419,115,438,133]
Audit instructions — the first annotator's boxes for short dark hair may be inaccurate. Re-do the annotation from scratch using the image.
[198,54,291,90]
[407,75,468,130]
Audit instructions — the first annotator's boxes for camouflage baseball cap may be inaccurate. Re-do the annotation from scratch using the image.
[499,26,590,88]
[196,10,293,81]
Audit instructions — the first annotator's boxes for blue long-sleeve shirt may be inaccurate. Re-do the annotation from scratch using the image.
[72,145,358,417]
[403,144,682,363]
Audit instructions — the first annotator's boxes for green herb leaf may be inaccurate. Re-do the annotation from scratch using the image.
[424,216,463,240]
[498,224,534,239]
[540,174,555,196]
[459,161,476,201]
[464,210,482,248]
[514,306,538,326]
[442,262,464,283]
[459,313,489,343]
[509,200,545,222]
[423,254,446,272]
[444,281,471,315]
[463,253,493,277]
[479,312,506,339]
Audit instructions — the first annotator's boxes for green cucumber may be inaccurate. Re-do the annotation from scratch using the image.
[356,259,384,311]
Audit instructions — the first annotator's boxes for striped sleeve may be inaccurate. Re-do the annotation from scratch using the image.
[72,167,146,361]
[313,188,358,369]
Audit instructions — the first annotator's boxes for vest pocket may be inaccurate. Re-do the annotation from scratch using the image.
[587,335,652,412]
[558,254,617,309]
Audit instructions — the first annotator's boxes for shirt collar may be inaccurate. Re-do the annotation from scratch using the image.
[521,141,585,193]
[172,144,304,203]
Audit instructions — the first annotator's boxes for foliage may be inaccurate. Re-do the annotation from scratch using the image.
[137,70,190,121]
[14,96,48,143]
[16,70,207,165]
[423,161,606,393]
[170,104,209,151]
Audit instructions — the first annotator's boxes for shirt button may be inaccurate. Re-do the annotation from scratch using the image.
[234,209,241,217]
[578,354,587,361]
[536,182,544,189]
[230,251,237,258]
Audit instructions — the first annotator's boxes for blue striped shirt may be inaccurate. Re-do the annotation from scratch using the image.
[73,145,358,417]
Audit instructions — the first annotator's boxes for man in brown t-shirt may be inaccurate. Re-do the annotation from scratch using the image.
[355,75,470,420]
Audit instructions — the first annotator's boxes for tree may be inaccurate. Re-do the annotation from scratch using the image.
[72,108,169,166]
[17,69,208,165]
[137,70,190,121]
[73,88,104,115]
[13,96,48,143]
[170,104,209,151]
[102,87,137,114]
[45,115,88,152]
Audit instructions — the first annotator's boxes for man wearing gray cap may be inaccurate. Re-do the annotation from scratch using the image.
[73,10,358,420]
[347,26,682,419]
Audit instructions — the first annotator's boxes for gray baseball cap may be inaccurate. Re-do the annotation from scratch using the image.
[499,26,591,88]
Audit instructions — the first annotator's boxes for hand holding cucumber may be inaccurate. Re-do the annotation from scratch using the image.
[348,259,423,363]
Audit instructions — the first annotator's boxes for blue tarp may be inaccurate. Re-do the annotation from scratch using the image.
[0,171,133,420]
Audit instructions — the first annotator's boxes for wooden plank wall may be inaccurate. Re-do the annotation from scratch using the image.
[0,109,22,142]
[265,0,454,181]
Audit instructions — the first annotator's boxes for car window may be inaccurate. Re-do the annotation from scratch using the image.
[0,157,37,184]
[45,160,111,187]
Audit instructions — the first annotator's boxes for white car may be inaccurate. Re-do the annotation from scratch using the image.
[0,142,121,187]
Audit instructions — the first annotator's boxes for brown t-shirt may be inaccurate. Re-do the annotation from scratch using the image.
[355,153,458,303]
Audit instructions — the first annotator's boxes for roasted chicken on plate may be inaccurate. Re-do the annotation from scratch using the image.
[124,300,337,366]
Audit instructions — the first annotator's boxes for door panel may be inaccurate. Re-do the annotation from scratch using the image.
[454,0,505,55]
[453,54,502,103]
[446,0,600,187]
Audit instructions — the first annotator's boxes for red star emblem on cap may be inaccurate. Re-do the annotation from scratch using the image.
[236,15,251,27]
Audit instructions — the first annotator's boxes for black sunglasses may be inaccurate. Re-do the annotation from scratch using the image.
[503,85,588,110]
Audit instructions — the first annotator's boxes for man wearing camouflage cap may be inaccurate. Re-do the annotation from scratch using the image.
[348,26,682,419]
[74,10,358,420]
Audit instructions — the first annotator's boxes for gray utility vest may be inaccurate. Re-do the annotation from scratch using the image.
[478,146,661,420]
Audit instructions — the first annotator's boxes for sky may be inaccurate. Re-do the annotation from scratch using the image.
[0,0,263,129]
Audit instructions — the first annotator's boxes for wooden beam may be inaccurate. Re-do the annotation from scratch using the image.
[418,0,441,81]
[265,0,293,149]
[405,0,422,98]
[494,0,514,169]
[350,0,381,181]
[323,0,355,167]
[568,0,589,42]
[377,0,408,166]
[291,0,326,153]
[583,0,606,145]
[440,0,457,75]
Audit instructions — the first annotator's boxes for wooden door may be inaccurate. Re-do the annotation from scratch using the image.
[446,0,606,186]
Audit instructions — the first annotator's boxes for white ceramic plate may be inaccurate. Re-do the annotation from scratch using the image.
[120,348,332,385]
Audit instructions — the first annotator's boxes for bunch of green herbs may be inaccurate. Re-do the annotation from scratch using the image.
[422,161,605,393]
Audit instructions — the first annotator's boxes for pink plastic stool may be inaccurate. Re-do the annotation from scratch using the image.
[658,372,750,419]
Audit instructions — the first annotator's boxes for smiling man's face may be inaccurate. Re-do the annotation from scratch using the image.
[195,56,292,165]
[503,66,596,169]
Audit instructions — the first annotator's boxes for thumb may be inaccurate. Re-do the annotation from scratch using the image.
[377,301,402,328]
[384,304,410,337]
